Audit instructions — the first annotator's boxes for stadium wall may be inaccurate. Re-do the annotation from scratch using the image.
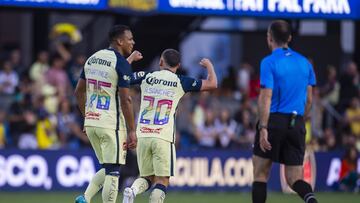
[0,149,358,192]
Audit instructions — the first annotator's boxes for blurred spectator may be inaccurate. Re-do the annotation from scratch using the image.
[235,110,256,149]
[192,92,210,127]
[0,61,19,110]
[234,96,257,124]
[318,128,337,151]
[29,51,50,83]
[195,110,218,149]
[0,109,9,148]
[339,61,359,112]
[57,99,88,149]
[249,68,260,100]
[17,110,38,149]
[236,62,252,95]
[338,147,359,192]
[175,94,197,149]
[45,56,71,99]
[0,60,19,95]
[35,107,58,149]
[9,49,26,75]
[215,108,237,148]
[7,94,36,148]
[345,97,360,137]
[320,65,340,129]
[310,88,324,138]
[320,65,340,106]
[68,54,86,88]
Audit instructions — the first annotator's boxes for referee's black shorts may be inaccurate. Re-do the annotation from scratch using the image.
[253,113,306,166]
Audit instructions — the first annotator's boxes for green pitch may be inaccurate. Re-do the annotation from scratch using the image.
[0,192,358,203]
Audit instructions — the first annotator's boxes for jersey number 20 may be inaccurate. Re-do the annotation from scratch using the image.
[140,96,173,125]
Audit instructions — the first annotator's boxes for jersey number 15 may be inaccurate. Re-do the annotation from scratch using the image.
[87,79,112,110]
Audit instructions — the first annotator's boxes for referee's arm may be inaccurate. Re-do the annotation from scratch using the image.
[258,59,274,152]
[258,89,272,128]
[258,58,273,128]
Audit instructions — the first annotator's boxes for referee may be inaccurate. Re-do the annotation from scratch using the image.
[252,20,318,203]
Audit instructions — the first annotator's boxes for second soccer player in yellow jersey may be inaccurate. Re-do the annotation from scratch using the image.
[123,49,218,203]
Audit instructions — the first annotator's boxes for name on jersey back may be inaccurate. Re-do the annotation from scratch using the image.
[144,87,175,98]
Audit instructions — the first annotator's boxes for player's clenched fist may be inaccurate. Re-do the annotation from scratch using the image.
[127,50,143,63]
[199,58,214,68]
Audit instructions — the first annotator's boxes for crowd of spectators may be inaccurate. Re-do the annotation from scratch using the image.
[0,45,88,150]
[0,45,360,155]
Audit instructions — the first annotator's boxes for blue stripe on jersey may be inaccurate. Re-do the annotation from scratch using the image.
[115,87,120,163]
[170,143,174,176]
[115,87,120,130]
[172,106,179,143]
[111,48,132,88]
[115,130,119,164]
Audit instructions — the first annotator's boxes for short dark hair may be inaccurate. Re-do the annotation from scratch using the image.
[108,24,130,43]
[161,49,180,67]
[269,20,291,45]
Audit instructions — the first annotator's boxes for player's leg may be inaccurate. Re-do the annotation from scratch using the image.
[123,176,153,203]
[285,166,318,203]
[76,127,105,203]
[123,138,154,203]
[252,155,272,203]
[149,176,169,203]
[84,168,105,202]
[149,139,175,203]
[102,163,120,203]
[101,129,126,203]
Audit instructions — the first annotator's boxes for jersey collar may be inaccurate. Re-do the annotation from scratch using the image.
[272,47,292,55]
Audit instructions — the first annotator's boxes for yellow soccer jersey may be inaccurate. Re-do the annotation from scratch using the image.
[80,48,132,130]
[131,70,202,143]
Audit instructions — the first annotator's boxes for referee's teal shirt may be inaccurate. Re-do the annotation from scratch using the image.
[260,47,316,116]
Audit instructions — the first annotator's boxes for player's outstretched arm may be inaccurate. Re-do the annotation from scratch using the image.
[127,50,143,64]
[119,87,137,149]
[75,78,86,117]
[199,58,218,91]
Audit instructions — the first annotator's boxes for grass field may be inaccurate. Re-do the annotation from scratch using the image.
[0,192,358,203]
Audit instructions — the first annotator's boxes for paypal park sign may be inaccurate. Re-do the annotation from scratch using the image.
[1,0,360,19]
[158,0,360,19]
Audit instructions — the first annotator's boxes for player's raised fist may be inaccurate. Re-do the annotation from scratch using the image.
[127,50,143,64]
[199,58,213,68]
[131,50,143,61]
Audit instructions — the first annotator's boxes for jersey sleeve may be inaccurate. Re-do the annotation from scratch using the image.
[178,75,202,93]
[260,58,274,89]
[308,63,316,86]
[131,71,149,85]
[115,54,133,88]
[80,68,86,79]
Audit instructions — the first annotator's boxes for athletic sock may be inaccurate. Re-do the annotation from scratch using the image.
[149,184,166,203]
[292,180,318,203]
[130,177,151,196]
[84,168,105,203]
[102,175,119,203]
[252,181,267,203]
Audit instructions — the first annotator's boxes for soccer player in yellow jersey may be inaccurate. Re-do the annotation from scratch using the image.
[74,25,142,203]
[123,49,218,203]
